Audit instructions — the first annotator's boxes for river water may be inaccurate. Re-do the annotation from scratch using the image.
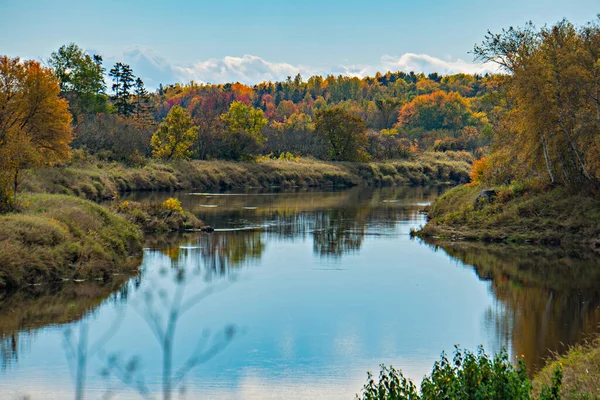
[1,186,599,399]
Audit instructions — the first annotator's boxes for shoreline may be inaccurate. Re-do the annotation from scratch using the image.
[413,184,600,249]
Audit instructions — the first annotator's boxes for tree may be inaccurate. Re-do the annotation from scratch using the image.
[220,101,268,160]
[133,77,154,124]
[396,91,477,132]
[374,97,403,129]
[474,18,600,189]
[109,62,135,116]
[0,56,72,210]
[151,106,197,160]
[48,43,107,121]
[315,108,369,161]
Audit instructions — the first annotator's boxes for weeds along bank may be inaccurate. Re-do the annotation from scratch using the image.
[415,183,600,247]
[21,152,472,201]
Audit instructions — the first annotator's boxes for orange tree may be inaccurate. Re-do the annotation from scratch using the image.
[0,56,72,211]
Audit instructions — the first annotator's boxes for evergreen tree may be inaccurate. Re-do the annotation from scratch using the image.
[109,62,136,116]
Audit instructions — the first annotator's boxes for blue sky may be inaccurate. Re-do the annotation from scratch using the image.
[1,0,597,86]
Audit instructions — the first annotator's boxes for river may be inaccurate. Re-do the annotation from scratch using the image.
[1,186,599,399]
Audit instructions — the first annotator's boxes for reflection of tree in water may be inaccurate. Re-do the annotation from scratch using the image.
[312,209,365,257]
[428,240,600,373]
[0,278,137,369]
[154,231,266,277]
[199,231,265,275]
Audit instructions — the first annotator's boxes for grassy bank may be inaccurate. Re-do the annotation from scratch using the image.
[415,183,600,247]
[21,152,472,201]
[533,337,600,399]
[0,194,142,291]
[0,194,201,291]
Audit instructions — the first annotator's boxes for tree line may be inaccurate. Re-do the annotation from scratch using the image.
[1,16,599,211]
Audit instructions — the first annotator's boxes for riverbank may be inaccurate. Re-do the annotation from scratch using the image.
[533,336,600,399]
[21,152,472,201]
[0,194,201,291]
[414,183,600,247]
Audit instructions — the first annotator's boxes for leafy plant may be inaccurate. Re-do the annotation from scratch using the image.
[356,346,562,400]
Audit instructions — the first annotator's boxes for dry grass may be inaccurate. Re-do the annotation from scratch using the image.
[533,336,600,399]
[0,194,143,291]
[20,152,472,201]
[416,183,600,246]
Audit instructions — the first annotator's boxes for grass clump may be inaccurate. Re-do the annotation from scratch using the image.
[357,346,562,400]
[0,194,142,291]
[112,198,203,233]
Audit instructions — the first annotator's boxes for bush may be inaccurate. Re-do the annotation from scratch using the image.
[162,197,183,213]
[357,346,562,400]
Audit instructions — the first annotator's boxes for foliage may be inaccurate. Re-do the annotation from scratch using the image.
[474,17,600,190]
[315,108,370,161]
[114,199,202,232]
[151,105,197,160]
[0,56,73,211]
[161,197,183,213]
[109,62,136,116]
[357,346,562,400]
[468,157,489,187]
[220,100,268,160]
[48,43,107,119]
[73,113,153,164]
[397,91,480,132]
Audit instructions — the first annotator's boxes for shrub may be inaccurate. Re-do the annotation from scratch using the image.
[162,197,183,214]
[356,346,562,400]
[468,157,489,187]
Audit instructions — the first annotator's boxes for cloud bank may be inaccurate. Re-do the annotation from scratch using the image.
[111,47,498,89]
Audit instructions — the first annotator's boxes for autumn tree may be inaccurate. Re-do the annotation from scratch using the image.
[109,62,135,116]
[396,91,478,133]
[474,18,600,189]
[315,108,369,161]
[151,105,197,160]
[48,43,107,121]
[220,101,268,160]
[0,56,72,210]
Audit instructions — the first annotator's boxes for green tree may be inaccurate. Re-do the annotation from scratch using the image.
[315,108,369,161]
[109,62,136,116]
[220,100,268,160]
[151,105,197,160]
[48,43,107,120]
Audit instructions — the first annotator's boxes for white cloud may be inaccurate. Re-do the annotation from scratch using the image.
[380,53,498,75]
[107,47,498,89]
[174,54,316,85]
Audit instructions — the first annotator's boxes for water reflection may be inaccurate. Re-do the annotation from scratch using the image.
[0,278,133,369]
[426,240,600,372]
[1,187,600,399]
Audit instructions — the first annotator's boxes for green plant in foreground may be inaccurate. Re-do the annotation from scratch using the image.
[357,346,562,400]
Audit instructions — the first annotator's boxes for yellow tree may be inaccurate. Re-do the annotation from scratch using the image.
[0,56,72,210]
[151,105,198,160]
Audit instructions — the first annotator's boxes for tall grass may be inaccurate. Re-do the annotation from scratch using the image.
[0,194,142,291]
[416,183,600,246]
[21,152,472,202]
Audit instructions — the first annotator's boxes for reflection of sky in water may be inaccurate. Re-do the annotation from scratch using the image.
[4,186,596,399]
